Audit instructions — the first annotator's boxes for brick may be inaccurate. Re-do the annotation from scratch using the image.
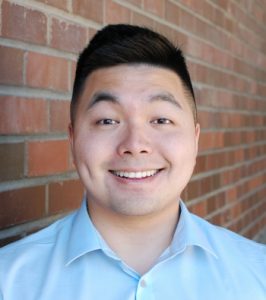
[179,8,198,33]
[231,202,241,219]
[0,143,24,181]
[72,0,103,23]
[153,23,176,44]
[190,201,206,217]
[206,196,216,215]
[131,12,154,27]
[250,2,264,24]
[213,0,229,11]
[210,213,222,226]
[49,100,70,132]
[0,96,48,134]
[206,152,223,170]
[26,52,69,92]
[213,131,224,148]
[200,176,212,195]
[88,28,98,40]
[172,30,188,48]
[28,140,69,176]
[215,192,226,209]
[185,37,204,59]
[71,61,77,89]
[51,18,87,53]
[123,0,142,6]
[38,0,68,11]
[197,110,211,129]
[179,0,213,21]
[144,0,165,17]
[186,180,201,199]
[0,235,23,248]
[0,217,59,246]
[194,64,208,84]
[212,8,225,28]
[165,1,180,27]
[0,46,24,85]
[248,175,263,190]
[198,131,215,152]
[0,186,45,228]
[105,0,131,24]
[226,187,237,203]
[2,1,47,45]
[49,180,84,214]
[194,154,207,174]
[212,174,221,190]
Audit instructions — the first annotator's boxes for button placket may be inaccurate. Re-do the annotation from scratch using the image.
[135,275,155,300]
[140,279,147,288]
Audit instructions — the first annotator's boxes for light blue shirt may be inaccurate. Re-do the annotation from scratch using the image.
[0,199,265,300]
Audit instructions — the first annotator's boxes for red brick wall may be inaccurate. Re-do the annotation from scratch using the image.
[0,0,265,246]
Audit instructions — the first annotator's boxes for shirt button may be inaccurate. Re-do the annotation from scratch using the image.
[140,279,147,288]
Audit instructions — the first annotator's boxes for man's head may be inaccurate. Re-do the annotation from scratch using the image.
[71,24,197,125]
[69,24,200,219]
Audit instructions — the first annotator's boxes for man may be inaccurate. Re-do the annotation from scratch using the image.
[0,24,265,299]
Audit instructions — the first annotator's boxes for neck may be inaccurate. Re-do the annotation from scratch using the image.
[87,200,180,275]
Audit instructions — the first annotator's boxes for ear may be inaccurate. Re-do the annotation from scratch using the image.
[194,122,200,155]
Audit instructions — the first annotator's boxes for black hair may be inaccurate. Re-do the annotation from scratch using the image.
[71,24,196,124]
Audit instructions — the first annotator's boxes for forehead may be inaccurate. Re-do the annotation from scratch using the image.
[81,64,187,103]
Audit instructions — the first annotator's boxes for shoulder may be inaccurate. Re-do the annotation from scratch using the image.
[0,211,79,298]
[0,211,76,270]
[187,213,266,297]
[191,213,265,265]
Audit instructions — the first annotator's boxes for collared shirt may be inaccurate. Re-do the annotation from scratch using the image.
[0,199,265,300]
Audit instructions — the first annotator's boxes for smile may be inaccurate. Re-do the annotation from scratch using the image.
[110,169,160,179]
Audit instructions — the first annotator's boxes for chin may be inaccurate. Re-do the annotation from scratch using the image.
[108,196,171,217]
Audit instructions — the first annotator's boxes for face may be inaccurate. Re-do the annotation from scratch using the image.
[69,64,200,218]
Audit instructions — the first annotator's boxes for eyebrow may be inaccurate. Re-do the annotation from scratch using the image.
[148,92,182,110]
[87,91,119,110]
[87,91,182,110]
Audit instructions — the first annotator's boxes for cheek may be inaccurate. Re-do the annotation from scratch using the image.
[162,132,197,162]
[73,139,101,184]
[73,131,95,166]
[74,131,114,170]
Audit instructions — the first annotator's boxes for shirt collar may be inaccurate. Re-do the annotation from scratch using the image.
[65,198,218,265]
[169,201,218,259]
[65,198,102,265]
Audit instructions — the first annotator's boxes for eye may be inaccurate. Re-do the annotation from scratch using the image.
[96,119,119,125]
[151,118,173,125]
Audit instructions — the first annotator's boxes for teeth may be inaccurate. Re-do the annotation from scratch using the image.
[112,170,158,179]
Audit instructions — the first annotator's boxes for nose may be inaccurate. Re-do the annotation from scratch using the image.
[117,124,152,157]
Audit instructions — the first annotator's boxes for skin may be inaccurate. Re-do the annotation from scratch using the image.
[69,64,200,274]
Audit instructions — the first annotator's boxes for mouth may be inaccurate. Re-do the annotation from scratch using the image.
[109,169,162,179]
